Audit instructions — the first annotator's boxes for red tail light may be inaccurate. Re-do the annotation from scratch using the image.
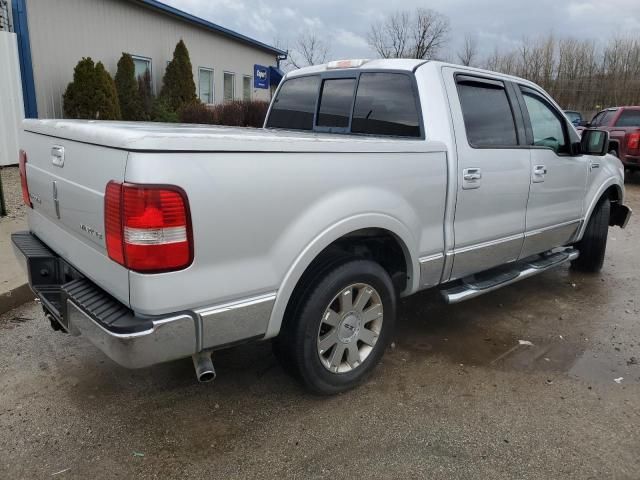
[627,131,640,152]
[18,150,32,208]
[104,181,193,273]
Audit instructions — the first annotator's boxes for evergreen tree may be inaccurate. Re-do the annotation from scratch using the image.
[161,39,197,111]
[63,57,121,120]
[115,53,144,120]
[63,57,98,119]
[94,61,121,120]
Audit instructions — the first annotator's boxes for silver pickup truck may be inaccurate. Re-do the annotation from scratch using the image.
[13,59,631,394]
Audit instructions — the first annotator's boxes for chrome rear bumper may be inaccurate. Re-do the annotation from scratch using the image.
[12,231,274,369]
[66,302,197,368]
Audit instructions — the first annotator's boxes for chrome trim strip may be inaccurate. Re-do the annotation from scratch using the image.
[621,206,632,229]
[442,251,455,283]
[524,219,581,238]
[453,233,524,255]
[196,293,276,351]
[418,253,445,289]
[418,252,444,263]
[520,220,581,259]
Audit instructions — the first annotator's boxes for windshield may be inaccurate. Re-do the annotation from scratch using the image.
[565,111,581,123]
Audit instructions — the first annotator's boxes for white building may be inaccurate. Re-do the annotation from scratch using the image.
[4,0,286,119]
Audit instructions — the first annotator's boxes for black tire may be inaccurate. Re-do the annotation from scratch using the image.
[571,197,610,272]
[275,258,396,395]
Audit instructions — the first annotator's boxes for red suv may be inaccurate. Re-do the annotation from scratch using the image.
[589,107,640,171]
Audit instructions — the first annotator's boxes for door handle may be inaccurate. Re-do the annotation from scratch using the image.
[462,168,482,189]
[532,164,547,183]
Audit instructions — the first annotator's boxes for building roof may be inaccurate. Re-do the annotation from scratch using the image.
[132,0,286,57]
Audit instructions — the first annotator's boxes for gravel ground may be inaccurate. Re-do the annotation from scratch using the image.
[0,178,639,479]
[0,166,26,221]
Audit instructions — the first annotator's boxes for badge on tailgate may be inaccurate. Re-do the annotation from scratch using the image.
[51,146,65,167]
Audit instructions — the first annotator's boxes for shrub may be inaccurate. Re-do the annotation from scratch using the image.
[179,100,270,127]
[161,39,197,112]
[242,100,270,127]
[151,95,179,123]
[179,102,216,124]
[115,53,144,120]
[63,57,121,120]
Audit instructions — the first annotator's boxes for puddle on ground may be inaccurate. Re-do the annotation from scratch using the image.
[399,329,640,385]
[393,290,640,385]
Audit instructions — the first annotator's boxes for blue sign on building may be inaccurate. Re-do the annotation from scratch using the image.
[254,64,269,89]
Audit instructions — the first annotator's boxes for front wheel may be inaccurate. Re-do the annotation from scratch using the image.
[572,197,610,272]
[276,258,396,395]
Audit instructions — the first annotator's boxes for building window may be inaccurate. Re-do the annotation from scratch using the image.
[224,72,235,102]
[243,76,252,101]
[132,56,152,81]
[199,68,214,104]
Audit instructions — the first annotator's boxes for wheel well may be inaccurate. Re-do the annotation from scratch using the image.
[604,185,621,203]
[279,228,410,338]
[289,228,410,306]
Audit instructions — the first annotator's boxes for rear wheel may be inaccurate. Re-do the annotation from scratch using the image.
[276,258,396,395]
[572,197,610,272]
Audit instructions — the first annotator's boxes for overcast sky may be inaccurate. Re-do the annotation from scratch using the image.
[164,0,640,62]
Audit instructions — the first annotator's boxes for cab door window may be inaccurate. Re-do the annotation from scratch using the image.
[456,78,518,147]
[521,88,568,154]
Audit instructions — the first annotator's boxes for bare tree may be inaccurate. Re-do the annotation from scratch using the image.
[481,34,640,116]
[287,32,331,69]
[457,35,478,66]
[367,8,450,60]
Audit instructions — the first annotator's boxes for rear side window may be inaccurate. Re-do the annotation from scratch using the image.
[351,73,421,137]
[615,110,640,127]
[590,111,606,126]
[316,78,356,129]
[457,79,518,146]
[597,110,618,127]
[266,76,320,130]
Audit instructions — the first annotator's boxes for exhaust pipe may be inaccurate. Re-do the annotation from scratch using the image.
[192,350,216,383]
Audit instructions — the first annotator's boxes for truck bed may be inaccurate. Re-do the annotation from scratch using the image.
[24,120,431,153]
[22,119,445,317]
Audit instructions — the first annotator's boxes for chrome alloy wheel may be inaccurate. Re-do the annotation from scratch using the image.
[316,283,384,373]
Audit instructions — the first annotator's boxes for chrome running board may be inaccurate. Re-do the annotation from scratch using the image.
[441,248,579,304]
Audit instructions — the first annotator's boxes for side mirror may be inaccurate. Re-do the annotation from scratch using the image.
[580,129,610,156]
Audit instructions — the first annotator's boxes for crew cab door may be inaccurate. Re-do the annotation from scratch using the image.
[444,70,531,279]
[514,85,589,258]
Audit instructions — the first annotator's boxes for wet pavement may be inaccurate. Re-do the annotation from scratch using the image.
[1,179,639,479]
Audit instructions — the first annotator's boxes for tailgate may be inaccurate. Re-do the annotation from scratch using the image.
[22,130,130,306]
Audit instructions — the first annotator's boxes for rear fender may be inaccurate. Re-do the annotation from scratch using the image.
[264,213,419,339]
